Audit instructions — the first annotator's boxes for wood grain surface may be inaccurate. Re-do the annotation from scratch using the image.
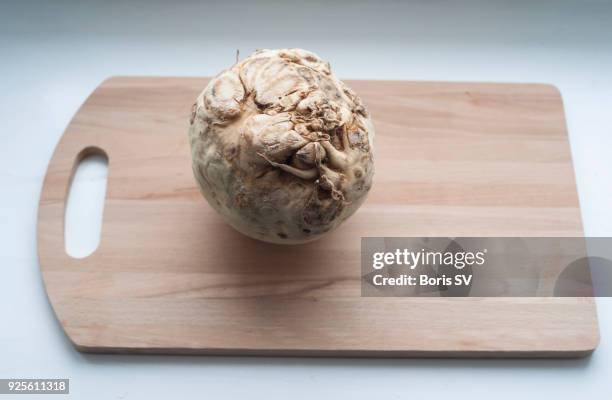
[37,77,599,357]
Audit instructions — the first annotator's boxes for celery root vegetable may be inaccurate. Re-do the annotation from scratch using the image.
[188,48,375,244]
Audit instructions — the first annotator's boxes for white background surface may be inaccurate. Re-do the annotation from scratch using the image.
[1,0,611,398]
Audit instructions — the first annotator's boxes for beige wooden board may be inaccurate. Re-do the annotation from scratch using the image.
[37,77,599,357]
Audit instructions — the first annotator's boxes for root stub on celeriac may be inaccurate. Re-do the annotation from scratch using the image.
[189,48,375,244]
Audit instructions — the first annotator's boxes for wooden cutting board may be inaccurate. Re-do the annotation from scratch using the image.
[38,76,599,357]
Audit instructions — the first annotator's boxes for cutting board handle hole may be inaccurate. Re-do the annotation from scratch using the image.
[65,147,108,259]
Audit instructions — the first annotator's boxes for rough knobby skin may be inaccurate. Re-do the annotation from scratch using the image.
[189,48,375,244]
